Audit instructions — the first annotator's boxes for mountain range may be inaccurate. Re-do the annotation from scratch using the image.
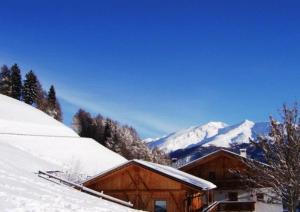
[146,120,270,153]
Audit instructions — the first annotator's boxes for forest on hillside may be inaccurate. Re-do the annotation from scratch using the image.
[0,64,62,121]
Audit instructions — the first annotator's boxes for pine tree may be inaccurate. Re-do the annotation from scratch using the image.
[0,65,11,96]
[10,64,22,100]
[53,100,63,121]
[35,79,48,111]
[46,85,62,121]
[47,85,56,109]
[23,70,38,105]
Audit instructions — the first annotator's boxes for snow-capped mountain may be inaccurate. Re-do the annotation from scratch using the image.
[147,122,227,152]
[147,120,269,153]
[0,94,135,211]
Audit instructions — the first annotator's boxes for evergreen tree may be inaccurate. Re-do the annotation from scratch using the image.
[47,85,56,109]
[35,79,48,111]
[23,70,38,105]
[10,64,22,100]
[46,85,62,121]
[0,65,11,96]
[53,100,63,121]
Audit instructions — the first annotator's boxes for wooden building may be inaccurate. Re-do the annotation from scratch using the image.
[83,159,216,212]
[179,149,282,212]
[180,149,249,191]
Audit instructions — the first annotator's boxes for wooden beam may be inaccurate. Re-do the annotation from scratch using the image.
[136,172,150,190]
[169,191,181,211]
[126,171,144,209]
[126,171,138,189]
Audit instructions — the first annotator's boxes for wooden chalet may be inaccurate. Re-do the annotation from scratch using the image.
[179,149,282,212]
[83,159,216,212]
[180,149,250,191]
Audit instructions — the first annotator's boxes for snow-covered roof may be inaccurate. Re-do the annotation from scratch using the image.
[179,149,246,170]
[179,148,267,170]
[84,159,216,190]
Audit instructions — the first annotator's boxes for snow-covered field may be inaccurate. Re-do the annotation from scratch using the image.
[0,94,136,212]
[147,120,269,152]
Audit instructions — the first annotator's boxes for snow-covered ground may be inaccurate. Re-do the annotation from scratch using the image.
[147,120,269,152]
[0,94,136,212]
[0,94,77,137]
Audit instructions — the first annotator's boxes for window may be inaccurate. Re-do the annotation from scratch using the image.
[208,172,216,181]
[228,192,238,201]
[154,200,167,212]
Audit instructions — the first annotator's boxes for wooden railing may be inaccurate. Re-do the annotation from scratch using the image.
[203,201,255,212]
[37,171,133,208]
[203,201,219,212]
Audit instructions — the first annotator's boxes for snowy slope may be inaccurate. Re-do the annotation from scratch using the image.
[0,135,126,176]
[0,94,133,211]
[0,94,77,136]
[147,120,269,152]
[0,140,135,212]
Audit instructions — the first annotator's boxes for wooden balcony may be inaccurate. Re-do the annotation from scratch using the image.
[204,201,255,212]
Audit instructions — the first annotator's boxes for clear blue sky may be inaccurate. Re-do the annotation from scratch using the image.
[0,0,299,138]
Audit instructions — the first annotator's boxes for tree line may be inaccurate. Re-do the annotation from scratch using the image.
[0,64,62,121]
[73,109,170,164]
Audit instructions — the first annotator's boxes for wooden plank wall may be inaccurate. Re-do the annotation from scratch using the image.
[182,154,247,189]
[86,164,204,212]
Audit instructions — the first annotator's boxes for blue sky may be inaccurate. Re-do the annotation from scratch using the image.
[0,0,299,138]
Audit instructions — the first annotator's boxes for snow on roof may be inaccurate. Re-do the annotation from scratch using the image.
[180,148,267,170]
[84,159,216,190]
[134,160,216,190]
[179,149,244,169]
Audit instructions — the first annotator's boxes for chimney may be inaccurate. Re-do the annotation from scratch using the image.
[240,149,247,158]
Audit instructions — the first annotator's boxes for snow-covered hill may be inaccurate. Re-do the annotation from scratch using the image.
[0,94,134,211]
[0,94,77,137]
[147,120,269,153]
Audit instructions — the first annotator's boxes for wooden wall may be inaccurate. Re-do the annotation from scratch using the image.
[181,153,248,189]
[84,164,205,212]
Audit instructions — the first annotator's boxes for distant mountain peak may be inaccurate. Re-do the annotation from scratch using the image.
[147,121,228,152]
[147,120,269,153]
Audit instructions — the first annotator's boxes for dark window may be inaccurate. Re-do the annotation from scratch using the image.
[154,200,167,212]
[208,172,216,181]
[228,192,238,201]
[256,193,264,201]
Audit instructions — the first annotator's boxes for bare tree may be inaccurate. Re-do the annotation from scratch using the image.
[241,104,300,212]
